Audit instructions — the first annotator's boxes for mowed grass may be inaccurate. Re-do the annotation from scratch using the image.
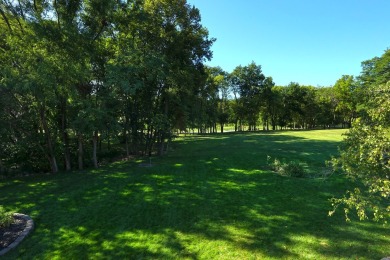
[1,129,389,259]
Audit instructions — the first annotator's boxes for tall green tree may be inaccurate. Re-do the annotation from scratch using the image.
[333,75,358,128]
[230,62,266,131]
[302,86,321,129]
[0,0,214,173]
[315,87,338,128]
[283,83,306,129]
[330,48,390,222]
[359,49,390,87]
[260,77,276,130]
[203,66,229,133]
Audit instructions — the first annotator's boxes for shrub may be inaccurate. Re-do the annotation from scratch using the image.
[267,156,307,178]
[0,206,14,228]
[267,156,282,172]
[282,160,306,178]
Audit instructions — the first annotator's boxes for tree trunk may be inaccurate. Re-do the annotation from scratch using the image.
[60,100,71,171]
[78,133,83,170]
[40,105,58,173]
[125,133,130,157]
[63,130,71,171]
[165,138,170,153]
[132,120,139,156]
[0,159,4,174]
[107,130,111,151]
[92,130,98,168]
[158,131,164,156]
[123,115,129,157]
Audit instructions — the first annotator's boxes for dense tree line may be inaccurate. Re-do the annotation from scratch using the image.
[0,0,214,173]
[0,0,388,176]
[195,62,360,133]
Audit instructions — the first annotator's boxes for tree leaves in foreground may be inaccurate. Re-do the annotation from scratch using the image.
[330,82,390,222]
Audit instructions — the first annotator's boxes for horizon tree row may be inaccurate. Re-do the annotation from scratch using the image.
[189,63,361,133]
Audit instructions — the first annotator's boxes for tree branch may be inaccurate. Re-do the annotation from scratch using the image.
[17,0,25,20]
[33,0,38,12]
[10,6,24,33]
[53,0,61,29]
[93,24,105,41]
[0,7,13,33]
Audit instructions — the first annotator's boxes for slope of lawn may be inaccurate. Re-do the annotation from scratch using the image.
[1,129,389,259]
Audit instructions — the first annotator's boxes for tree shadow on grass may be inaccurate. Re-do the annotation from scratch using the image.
[0,132,389,259]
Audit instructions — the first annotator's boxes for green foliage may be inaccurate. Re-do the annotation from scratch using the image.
[267,156,307,178]
[0,206,14,228]
[283,160,307,178]
[333,75,358,127]
[330,82,390,222]
[0,0,367,175]
[230,62,269,130]
[359,49,390,86]
[0,0,214,173]
[0,0,383,177]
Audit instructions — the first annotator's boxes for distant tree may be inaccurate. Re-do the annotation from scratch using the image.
[283,83,307,129]
[333,75,358,128]
[230,62,266,131]
[301,86,319,129]
[268,86,284,130]
[204,67,230,133]
[315,87,338,128]
[259,77,276,130]
[202,66,226,133]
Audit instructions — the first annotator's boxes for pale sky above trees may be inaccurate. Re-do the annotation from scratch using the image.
[187,0,390,86]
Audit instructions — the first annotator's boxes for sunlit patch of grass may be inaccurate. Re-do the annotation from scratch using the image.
[0,129,389,259]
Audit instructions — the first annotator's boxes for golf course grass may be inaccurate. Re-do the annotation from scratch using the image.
[1,129,389,259]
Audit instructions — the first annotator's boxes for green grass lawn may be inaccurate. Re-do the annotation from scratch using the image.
[1,129,389,259]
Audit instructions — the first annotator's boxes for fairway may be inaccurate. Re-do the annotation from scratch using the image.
[1,130,389,259]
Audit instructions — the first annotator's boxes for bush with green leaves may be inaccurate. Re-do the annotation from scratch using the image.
[267,156,307,178]
[0,206,14,228]
[329,82,390,222]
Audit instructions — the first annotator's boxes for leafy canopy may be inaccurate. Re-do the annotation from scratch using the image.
[330,52,390,221]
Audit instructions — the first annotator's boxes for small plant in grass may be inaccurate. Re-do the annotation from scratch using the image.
[0,206,14,228]
[267,156,283,172]
[267,156,307,178]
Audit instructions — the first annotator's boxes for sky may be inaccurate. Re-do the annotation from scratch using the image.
[186,0,390,86]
